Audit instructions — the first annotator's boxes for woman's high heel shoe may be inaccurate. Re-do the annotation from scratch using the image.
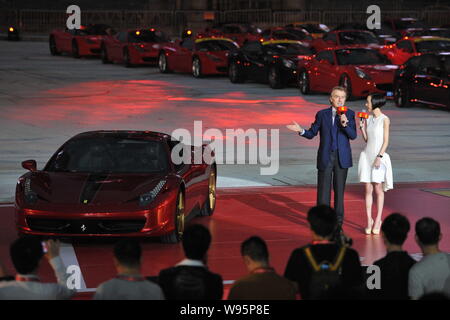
[365,218,374,235]
[372,220,382,235]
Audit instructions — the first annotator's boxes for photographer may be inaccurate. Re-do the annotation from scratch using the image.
[0,237,75,300]
[284,205,363,299]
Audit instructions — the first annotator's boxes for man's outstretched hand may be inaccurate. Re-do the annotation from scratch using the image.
[286,121,303,133]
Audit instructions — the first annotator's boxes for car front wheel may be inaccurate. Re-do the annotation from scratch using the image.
[161,190,185,244]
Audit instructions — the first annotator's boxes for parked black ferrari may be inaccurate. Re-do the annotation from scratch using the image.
[228,39,314,89]
[394,52,450,108]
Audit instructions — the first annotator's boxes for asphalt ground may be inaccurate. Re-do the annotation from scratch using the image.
[1,40,450,202]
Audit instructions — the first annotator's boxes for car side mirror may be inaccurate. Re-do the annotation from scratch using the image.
[22,160,37,172]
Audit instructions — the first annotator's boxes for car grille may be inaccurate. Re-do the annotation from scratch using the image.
[27,217,146,234]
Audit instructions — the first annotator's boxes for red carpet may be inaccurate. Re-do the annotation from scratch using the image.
[1,181,449,299]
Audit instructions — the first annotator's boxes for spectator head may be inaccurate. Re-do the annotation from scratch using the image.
[381,213,410,246]
[307,205,338,239]
[113,239,142,269]
[10,236,44,275]
[330,86,347,107]
[182,224,211,261]
[241,236,269,269]
[415,217,442,247]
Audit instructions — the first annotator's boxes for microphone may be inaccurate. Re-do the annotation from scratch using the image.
[337,106,348,126]
[357,109,369,128]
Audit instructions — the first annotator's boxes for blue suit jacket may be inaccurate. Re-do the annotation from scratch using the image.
[301,107,357,170]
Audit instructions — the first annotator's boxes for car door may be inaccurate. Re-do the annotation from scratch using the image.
[414,55,443,103]
[392,40,414,65]
[110,31,126,61]
[60,29,75,52]
[314,50,338,91]
[242,41,266,81]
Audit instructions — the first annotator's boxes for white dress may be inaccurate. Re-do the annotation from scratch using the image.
[358,114,393,192]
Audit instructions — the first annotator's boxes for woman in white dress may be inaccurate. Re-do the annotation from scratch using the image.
[358,93,393,235]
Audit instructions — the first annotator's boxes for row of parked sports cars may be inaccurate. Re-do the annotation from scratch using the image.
[49,19,450,108]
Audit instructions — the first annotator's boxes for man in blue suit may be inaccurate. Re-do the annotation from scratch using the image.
[287,86,357,228]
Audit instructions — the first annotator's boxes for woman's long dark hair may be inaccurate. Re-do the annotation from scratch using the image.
[368,93,386,110]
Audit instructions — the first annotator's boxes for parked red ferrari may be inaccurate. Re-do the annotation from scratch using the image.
[158,37,239,77]
[49,24,112,58]
[380,36,450,65]
[197,24,262,46]
[313,30,381,52]
[101,28,168,67]
[298,47,398,99]
[15,131,217,243]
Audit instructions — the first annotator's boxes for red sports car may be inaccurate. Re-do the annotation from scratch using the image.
[158,37,239,77]
[313,30,382,52]
[297,47,398,99]
[101,28,168,67]
[380,36,450,65]
[15,131,217,243]
[261,27,314,43]
[49,24,112,58]
[198,24,262,46]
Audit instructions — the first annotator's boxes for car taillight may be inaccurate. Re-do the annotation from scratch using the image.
[134,44,147,52]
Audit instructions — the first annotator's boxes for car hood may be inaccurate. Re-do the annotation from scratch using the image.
[29,171,167,205]
[354,64,398,82]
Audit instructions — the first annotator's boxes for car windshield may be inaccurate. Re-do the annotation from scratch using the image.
[272,32,301,40]
[75,24,111,36]
[196,40,238,51]
[338,31,380,45]
[45,138,168,174]
[336,49,391,65]
[302,24,328,33]
[285,28,313,40]
[394,20,426,30]
[416,40,450,53]
[265,43,313,55]
[128,30,167,43]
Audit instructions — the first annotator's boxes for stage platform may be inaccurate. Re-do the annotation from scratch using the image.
[0,181,449,299]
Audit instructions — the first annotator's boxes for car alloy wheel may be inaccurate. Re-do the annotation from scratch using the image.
[395,84,411,108]
[175,191,185,239]
[124,49,132,67]
[268,66,281,89]
[159,53,168,73]
[200,168,216,216]
[49,36,59,56]
[72,41,80,58]
[101,46,110,64]
[299,71,310,94]
[192,58,202,78]
[161,190,185,244]
[340,74,353,100]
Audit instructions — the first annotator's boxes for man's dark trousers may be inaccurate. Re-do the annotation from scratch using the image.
[317,150,348,227]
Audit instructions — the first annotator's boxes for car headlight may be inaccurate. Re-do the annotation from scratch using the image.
[24,178,38,205]
[355,68,371,80]
[282,59,295,69]
[139,180,166,207]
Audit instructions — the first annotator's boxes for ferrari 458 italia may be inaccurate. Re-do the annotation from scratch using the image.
[15,131,217,243]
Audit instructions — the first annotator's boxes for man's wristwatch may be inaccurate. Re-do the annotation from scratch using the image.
[377,154,383,158]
